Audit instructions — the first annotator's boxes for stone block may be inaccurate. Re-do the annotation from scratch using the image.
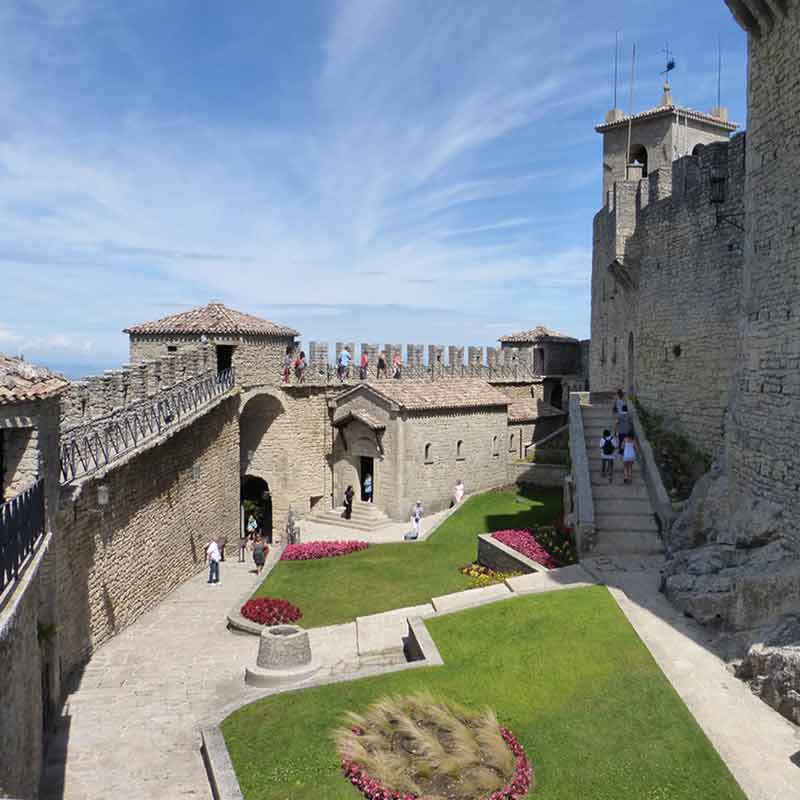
[431,582,512,614]
[505,564,595,596]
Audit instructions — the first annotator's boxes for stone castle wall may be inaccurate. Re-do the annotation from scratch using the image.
[591,136,746,457]
[402,408,509,516]
[55,396,239,677]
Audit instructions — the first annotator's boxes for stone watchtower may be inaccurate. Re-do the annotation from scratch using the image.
[596,82,737,205]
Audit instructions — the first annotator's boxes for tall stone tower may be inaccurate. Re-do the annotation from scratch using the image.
[596,83,737,204]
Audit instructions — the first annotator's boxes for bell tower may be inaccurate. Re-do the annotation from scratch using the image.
[595,82,738,204]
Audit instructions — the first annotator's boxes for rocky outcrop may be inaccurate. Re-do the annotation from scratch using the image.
[661,457,800,651]
[736,616,800,725]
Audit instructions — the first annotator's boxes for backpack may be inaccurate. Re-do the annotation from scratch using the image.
[602,437,615,456]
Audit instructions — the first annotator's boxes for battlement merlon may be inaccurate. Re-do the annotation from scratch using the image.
[725,0,791,37]
[593,134,746,279]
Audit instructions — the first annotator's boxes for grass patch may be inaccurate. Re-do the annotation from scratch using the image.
[253,488,562,628]
[222,587,746,800]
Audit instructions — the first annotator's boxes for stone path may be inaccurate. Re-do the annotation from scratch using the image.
[40,554,362,800]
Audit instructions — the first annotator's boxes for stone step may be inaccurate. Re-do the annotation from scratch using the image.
[331,504,388,520]
[591,531,664,556]
[595,512,658,533]
[591,482,649,499]
[306,512,392,532]
[594,496,652,513]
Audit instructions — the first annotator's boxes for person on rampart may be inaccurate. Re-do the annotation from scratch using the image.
[622,433,638,484]
[359,350,369,380]
[600,429,618,483]
[343,484,355,519]
[338,347,352,381]
[282,345,293,384]
[294,350,306,382]
[392,352,402,379]
[205,538,221,584]
[377,351,387,379]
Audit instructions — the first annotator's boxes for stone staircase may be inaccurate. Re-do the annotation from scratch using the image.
[581,401,663,556]
[307,500,392,532]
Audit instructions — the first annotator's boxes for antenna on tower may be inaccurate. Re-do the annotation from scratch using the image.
[716,35,722,110]
[613,29,621,109]
[625,43,636,177]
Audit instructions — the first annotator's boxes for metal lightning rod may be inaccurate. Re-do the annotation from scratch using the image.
[625,43,636,177]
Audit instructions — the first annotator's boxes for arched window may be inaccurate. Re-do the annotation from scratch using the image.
[509,433,515,452]
[628,144,648,178]
[492,435,499,457]
[456,440,464,459]
[424,443,433,463]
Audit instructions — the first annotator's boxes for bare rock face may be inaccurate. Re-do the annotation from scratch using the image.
[662,457,800,643]
[736,616,800,725]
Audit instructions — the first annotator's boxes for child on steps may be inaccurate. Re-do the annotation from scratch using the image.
[600,429,617,483]
[622,433,638,484]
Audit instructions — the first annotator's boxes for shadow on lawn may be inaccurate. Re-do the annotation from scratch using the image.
[484,484,561,533]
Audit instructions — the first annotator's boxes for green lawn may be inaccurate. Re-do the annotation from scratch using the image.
[254,488,563,628]
[223,587,746,800]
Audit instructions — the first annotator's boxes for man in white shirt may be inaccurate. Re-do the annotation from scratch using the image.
[206,539,221,584]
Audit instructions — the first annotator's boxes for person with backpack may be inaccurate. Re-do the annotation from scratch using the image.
[600,429,618,483]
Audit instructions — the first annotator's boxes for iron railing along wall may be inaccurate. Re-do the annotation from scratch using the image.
[0,478,45,594]
[59,368,235,484]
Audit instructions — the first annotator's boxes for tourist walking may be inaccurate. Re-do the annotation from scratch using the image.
[251,534,267,575]
[343,485,355,519]
[282,346,293,384]
[622,433,638,484]
[616,404,632,454]
[613,388,626,417]
[359,350,369,380]
[216,534,228,561]
[294,350,306,382]
[337,347,352,382]
[392,352,402,379]
[205,538,221,584]
[412,500,423,538]
[377,351,387,379]
[600,429,618,483]
[453,479,465,506]
[362,472,373,503]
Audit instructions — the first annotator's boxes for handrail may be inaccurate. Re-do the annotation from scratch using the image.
[0,479,45,594]
[568,392,595,553]
[59,368,236,484]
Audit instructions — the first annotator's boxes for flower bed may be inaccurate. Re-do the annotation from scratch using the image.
[240,597,302,626]
[280,540,370,561]
[492,529,559,569]
[336,693,533,800]
[459,562,522,589]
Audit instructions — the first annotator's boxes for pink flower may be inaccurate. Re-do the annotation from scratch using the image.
[281,540,370,561]
[492,529,559,569]
[240,597,302,625]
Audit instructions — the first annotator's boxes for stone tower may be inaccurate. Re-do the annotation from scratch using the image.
[596,82,737,203]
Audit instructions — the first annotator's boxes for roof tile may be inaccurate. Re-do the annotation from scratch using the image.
[0,354,69,405]
[499,326,577,344]
[124,302,298,338]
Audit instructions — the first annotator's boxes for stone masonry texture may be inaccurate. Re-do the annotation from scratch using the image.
[55,396,239,677]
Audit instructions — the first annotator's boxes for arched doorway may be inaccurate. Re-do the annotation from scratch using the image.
[627,331,635,392]
[241,475,272,543]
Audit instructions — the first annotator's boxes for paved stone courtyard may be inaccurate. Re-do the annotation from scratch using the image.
[40,537,800,800]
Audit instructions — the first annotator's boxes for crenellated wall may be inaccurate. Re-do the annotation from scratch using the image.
[591,135,746,457]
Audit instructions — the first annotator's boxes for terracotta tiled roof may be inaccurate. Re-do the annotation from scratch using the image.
[595,104,738,133]
[340,379,510,412]
[123,302,298,338]
[0,354,69,405]
[508,399,565,423]
[499,326,578,344]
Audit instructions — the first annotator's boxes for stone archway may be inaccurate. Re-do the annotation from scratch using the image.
[241,475,272,543]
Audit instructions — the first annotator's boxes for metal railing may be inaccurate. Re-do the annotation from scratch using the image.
[60,368,236,484]
[0,479,45,594]
[283,361,542,386]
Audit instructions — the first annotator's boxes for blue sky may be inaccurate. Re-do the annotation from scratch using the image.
[0,0,746,376]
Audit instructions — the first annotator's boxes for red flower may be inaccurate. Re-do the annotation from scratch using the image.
[281,540,370,561]
[240,597,302,625]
